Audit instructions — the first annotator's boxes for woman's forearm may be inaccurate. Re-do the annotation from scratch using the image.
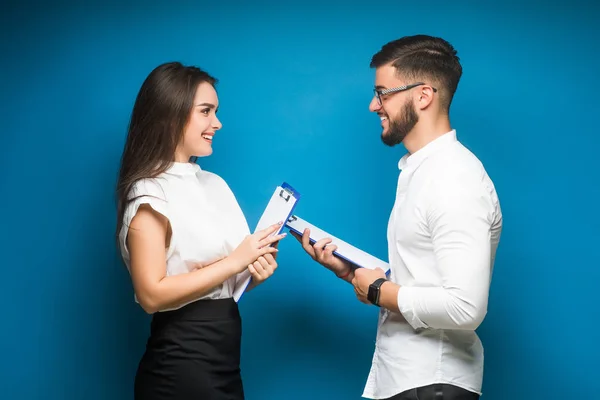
[134,256,243,313]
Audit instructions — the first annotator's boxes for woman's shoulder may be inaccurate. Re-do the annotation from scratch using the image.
[128,177,170,201]
[196,170,243,206]
[197,169,231,191]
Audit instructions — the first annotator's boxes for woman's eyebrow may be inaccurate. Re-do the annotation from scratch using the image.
[195,102,216,108]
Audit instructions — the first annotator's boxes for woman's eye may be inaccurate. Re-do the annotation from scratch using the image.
[201,108,210,115]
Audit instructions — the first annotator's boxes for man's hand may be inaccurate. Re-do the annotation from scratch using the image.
[351,267,387,304]
[290,228,353,278]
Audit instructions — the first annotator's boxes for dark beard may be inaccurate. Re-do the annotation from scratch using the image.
[381,100,419,147]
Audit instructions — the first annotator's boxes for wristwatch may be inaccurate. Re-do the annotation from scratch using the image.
[367,278,387,306]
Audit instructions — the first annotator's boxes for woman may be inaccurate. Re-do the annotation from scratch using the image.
[115,61,285,399]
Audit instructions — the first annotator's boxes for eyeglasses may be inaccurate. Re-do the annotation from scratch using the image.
[373,82,438,106]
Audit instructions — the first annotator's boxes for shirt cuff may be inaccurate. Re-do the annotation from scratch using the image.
[397,286,428,330]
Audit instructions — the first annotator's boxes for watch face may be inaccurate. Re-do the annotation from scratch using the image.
[367,284,377,305]
[368,278,386,306]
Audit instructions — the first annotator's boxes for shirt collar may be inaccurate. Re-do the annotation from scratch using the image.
[398,130,457,171]
[166,161,201,176]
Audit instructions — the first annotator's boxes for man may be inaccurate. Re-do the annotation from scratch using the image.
[291,35,503,400]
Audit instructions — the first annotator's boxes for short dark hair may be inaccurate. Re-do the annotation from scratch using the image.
[370,35,462,111]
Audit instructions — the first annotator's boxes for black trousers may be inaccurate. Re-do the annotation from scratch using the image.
[134,298,244,400]
[384,383,480,400]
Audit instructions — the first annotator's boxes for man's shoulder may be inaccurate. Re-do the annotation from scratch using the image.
[422,142,486,182]
[419,141,500,210]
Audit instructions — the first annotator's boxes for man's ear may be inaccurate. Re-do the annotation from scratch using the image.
[415,86,436,110]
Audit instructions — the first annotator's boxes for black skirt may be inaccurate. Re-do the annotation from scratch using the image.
[134,298,244,400]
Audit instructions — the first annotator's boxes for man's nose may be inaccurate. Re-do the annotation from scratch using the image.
[369,96,382,112]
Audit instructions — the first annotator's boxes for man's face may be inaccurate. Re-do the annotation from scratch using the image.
[369,64,419,147]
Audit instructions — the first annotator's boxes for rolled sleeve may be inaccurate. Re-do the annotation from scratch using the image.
[397,286,428,330]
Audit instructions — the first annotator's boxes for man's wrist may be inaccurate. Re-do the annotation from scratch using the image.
[377,281,401,312]
[336,268,352,280]
[367,277,388,306]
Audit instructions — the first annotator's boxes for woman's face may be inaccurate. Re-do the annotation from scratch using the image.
[175,82,222,161]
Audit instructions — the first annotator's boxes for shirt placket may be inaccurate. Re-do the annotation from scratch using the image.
[382,169,411,325]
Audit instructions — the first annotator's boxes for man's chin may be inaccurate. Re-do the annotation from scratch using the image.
[381,131,398,147]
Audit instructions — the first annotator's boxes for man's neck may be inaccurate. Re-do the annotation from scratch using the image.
[403,115,452,155]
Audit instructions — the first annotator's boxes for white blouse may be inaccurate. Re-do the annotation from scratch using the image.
[118,161,251,309]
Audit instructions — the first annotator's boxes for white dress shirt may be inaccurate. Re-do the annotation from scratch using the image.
[362,130,502,399]
[118,162,251,310]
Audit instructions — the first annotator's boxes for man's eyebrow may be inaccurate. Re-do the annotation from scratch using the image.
[375,85,387,90]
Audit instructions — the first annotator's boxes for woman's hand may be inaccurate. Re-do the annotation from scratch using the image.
[247,253,278,284]
[229,222,286,271]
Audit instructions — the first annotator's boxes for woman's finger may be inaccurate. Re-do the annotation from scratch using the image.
[257,222,283,240]
[256,256,273,274]
[260,246,279,256]
[253,260,269,279]
[259,232,287,248]
[263,253,276,264]
[248,263,257,278]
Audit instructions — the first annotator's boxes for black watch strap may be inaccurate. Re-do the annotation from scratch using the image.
[367,278,387,306]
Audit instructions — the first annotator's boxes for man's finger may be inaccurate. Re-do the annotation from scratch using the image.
[290,230,302,241]
[322,244,337,260]
[313,237,332,249]
[313,238,332,261]
[301,229,316,258]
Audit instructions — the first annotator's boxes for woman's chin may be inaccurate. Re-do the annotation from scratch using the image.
[193,147,213,158]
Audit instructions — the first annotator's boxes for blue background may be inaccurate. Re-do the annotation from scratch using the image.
[1,1,598,399]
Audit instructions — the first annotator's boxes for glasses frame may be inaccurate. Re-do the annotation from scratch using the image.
[373,82,438,106]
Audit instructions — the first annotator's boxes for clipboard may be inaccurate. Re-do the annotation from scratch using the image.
[285,215,390,274]
[232,182,301,302]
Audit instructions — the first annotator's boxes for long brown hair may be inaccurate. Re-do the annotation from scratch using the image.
[115,61,217,241]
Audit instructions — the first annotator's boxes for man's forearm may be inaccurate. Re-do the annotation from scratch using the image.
[338,269,355,284]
